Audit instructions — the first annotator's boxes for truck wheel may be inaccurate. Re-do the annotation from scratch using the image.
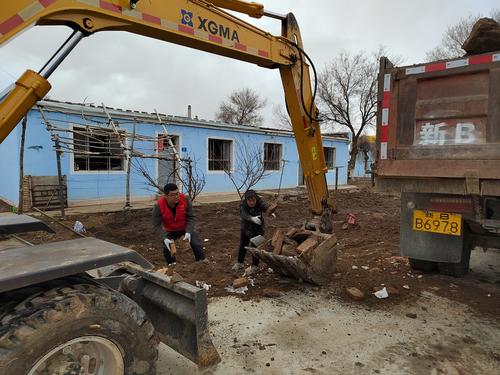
[438,243,472,278]
[408,258,437,272]
[0,283,158,375]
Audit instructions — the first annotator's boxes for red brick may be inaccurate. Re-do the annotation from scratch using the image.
[386,286,400,296]
[286,227,298,237]
[271,229,284,255]
[233,277,248,289]
[296,237,318,254]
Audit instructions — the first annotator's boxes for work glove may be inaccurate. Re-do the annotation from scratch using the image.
[163,238,174,251]
[251,216,262,225]
[183,232,191,243]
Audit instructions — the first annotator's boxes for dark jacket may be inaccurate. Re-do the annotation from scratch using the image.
[240,194,270,238]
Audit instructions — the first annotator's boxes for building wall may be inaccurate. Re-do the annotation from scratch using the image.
[0,123,20,204]
[352,149,374,178]
[0,106,350,205]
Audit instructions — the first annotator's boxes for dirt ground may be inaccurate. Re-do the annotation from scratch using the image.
[18,184,499,320]
[158,289,499,375]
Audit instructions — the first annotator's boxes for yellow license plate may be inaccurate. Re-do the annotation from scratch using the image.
[413,210,462,236]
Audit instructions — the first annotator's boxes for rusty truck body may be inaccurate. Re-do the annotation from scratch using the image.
[375,52,500,277]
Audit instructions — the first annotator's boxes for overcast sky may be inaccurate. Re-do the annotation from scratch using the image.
[0,0,497,125]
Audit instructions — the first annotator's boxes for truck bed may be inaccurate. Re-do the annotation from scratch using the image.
[375,52,500,196]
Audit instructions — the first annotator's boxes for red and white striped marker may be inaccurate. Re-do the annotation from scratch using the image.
[1,0,270,58]
[405,53,500,75]
[380,73,391,160]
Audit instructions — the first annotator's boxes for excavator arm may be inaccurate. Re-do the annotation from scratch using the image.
[0,0,332,219]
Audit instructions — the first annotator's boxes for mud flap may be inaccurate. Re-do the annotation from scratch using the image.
[248,233,337,285]
[121,263,221,370]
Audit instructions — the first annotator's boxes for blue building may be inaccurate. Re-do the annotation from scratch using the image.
[0,100,349,208]
[352,136,375,178]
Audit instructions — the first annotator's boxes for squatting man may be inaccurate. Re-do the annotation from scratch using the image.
[152,183,207,265]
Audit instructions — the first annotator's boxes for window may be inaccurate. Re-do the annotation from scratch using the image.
[208,138,232,171]
[264,143,282,170]
[324,146,336,169]
[73,126,125,172]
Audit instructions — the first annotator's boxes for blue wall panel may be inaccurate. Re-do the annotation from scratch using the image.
[0,106,350,205]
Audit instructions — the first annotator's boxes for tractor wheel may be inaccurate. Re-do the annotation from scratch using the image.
[0,282,158,375]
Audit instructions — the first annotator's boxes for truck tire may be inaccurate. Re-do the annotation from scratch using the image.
[0,282,158,375]
[438,242,472,278]
[408,258,437,272]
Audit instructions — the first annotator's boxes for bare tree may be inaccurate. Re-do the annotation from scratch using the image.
[357,135,375,174]
[216,88,267,126]
[272,104,292,130]
[318,48,400,179]
[132,156,206,202]
[224,141,270,198]
[426,10,500,61]
[176,157,206,202]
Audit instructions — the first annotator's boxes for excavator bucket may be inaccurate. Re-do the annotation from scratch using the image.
[248,230,338,285]
[121,263,221,370]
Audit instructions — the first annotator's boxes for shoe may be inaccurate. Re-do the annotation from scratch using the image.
[231,262,244,272]
[244,265,259,275]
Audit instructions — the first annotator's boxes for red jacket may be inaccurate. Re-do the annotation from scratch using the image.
[158,193,188,232]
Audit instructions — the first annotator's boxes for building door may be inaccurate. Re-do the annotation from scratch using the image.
[158,135,179,190]
[298,163,305,186]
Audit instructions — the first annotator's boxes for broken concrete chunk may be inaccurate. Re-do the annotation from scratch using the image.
[346,287,365,301]
[233,277,248,289]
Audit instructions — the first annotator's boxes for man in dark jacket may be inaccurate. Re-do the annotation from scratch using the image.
[232,189,275,274]
[153,183,206,265]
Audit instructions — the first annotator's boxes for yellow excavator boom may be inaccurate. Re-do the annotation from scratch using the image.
[1,0,330,217]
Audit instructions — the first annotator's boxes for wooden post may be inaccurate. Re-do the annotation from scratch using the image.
[335,166,339,192]
[18,117,27,214]
[187,158,193,199]
[53,134,66,219]
[38,107,65,219]
[125,122,136,209]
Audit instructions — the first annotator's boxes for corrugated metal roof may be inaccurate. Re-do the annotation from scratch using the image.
[35,99,349,143]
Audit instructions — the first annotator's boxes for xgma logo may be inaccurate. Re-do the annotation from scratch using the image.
[181,9,240,42]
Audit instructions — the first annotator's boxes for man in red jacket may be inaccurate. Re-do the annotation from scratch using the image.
[153,183,206,265]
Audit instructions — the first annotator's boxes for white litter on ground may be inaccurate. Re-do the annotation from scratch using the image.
[374,287,389,299]
[195,281,211,291]
[224,285,249,294]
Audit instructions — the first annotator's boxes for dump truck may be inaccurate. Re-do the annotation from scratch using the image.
[374,51,500,277]
[0,0,338,373]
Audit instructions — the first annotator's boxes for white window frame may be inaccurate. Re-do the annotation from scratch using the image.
[206,136,234,173]
[70,124,127,175]
[263,142,283,171]
[155,131,182,189]
[323,146,336,170]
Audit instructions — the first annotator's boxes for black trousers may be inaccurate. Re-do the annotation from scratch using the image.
[237,230,260,266]
[162,230,205,264]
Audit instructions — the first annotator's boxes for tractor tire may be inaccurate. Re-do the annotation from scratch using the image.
[408,258,438,272]
[0,282,158,375]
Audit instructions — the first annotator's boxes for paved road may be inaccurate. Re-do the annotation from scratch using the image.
[157,250,500,374]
